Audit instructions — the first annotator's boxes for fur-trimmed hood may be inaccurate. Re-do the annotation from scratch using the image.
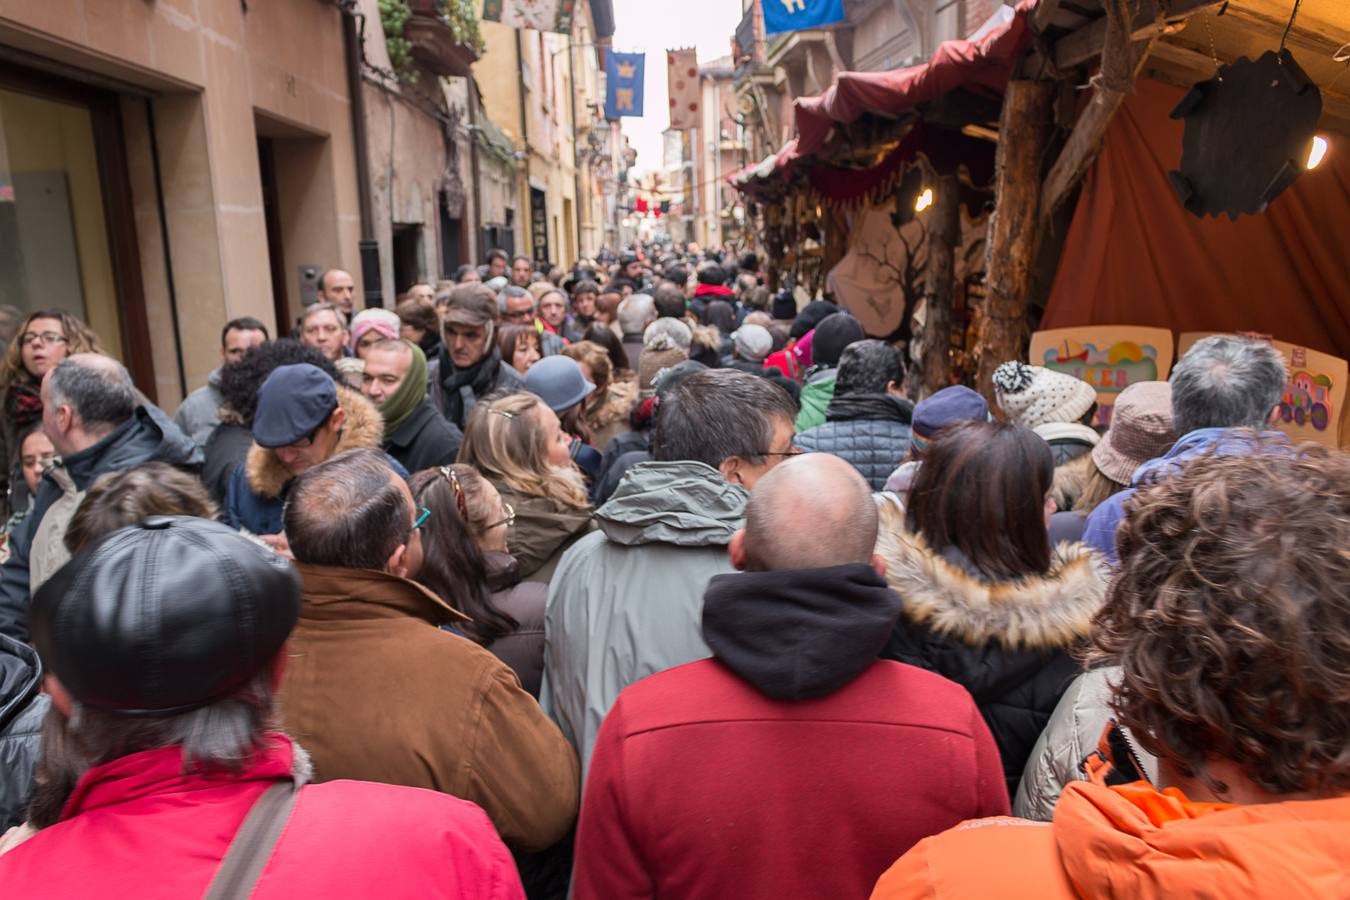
[244,384,385,499]
[585,379,638,431]
[877,526,1108,651]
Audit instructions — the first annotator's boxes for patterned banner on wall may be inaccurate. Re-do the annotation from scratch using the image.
[481,0,577,33]
[762,0,845,35]
[667,48,700,132]
[605,52,645,119]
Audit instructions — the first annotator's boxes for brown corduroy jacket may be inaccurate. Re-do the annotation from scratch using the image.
[279,562,580,851]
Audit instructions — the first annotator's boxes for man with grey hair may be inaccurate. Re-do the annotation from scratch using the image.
[617,292,656,376]
[572,454,1007,898]
[0,354,202,641]
[543,369,799,774]
[1083,334,1288,563]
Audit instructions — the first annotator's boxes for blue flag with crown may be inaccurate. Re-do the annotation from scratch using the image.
[763,0,846,34]
[605,52,645,119]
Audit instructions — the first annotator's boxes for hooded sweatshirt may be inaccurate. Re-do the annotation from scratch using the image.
[573,564,1009,900]
[540,460,746,774]
[871,778,1350,900]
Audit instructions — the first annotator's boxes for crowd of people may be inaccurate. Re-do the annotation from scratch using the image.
[0,243,1345,899]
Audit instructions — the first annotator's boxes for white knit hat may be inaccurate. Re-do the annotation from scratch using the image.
[993,361,1098,429]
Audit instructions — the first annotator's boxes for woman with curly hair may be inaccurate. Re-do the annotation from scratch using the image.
[457,392,592,583]
[0,310,103,512]
[409,464,546,696]
[873,446,1350,900]
[876,420,1108,798]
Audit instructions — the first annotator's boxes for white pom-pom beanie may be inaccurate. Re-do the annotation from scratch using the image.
[992,360,1098,429]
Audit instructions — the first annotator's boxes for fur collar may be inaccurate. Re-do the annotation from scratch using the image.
[876,526,1107,651]
[586,379,637,430]
[244,385,385,499]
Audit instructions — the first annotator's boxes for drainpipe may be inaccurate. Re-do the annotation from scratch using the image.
[467,79,485,265]
[515,28,531,260]
[341,3,382,308]
[568,37,584,260]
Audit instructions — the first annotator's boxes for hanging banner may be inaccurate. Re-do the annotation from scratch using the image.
[667,48,700,131]
[605,52,645,119]
[481,0,577,33]
[763,0,846,35]
[1178,332,1348,449]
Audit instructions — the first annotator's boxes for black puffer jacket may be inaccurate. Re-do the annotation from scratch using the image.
[795,394,914,490]
[875,527,1107,798]
[0,634,48,827]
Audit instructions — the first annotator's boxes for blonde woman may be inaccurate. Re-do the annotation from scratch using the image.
[458,392,594,583]
[562,340,638,451]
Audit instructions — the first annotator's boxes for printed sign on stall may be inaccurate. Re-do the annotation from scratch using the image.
[1029,327,1175,427]
[1177,333,1347,448]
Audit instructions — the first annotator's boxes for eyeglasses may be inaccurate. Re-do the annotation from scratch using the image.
[754,446,804,459]
[438,465,469,521]
[283,421,326,450]
[19,331,68,348]
[413,506,432,532]
[485,502,515,531]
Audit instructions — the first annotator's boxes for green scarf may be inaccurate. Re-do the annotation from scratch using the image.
[380,340,427,435]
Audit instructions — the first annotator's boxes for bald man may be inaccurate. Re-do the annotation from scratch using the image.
[573,453,1009,900]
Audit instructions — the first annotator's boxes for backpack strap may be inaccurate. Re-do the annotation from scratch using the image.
[203,776,304,900]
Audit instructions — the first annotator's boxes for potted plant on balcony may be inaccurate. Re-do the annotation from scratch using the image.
[383,0,485,81]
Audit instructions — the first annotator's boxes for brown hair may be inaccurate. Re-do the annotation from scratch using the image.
[1072,460,1127,514]
[65,463,217,554]
[0,308,104,393]
[496,324,541,369]
[594,292,622,323]
[562,340,612,393]
[1089,446,1350,797]
[409,465,519,644]
[395,297,439,335]
[457,393,589,509]
[905,420,1054,581]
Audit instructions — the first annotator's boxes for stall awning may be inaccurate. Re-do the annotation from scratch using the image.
[731,0,1035,191]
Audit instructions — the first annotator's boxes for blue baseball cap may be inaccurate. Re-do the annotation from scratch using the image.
[911,385,990,455]
[252,364,338,449]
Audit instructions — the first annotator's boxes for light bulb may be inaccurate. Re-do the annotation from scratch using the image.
[1306,135,1328,170]
[914,188,934,212]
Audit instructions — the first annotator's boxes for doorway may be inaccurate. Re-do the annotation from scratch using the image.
[392,223,422,297]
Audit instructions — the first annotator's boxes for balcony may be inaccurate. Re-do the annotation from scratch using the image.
[405,0,482,78]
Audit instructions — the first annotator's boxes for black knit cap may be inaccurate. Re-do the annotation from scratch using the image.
[30,516,301,717]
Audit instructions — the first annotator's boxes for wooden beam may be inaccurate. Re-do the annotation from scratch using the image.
[1032,0,1066,35]
[921,171,961,396]
[1054,0,1222,69]
[1041,1,1159,220]
[976,79,1056,404]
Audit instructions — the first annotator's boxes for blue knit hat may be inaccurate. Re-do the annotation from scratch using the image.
[911,386,990,455]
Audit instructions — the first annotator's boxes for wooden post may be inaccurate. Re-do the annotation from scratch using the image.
[976,79,1055,405]
[921,171,960,396]
[1041,0,1159,221]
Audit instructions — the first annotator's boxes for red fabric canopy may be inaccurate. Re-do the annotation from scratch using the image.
[792,0,1035,156]
[730,0,1033,191]
[1043,78,1350,359]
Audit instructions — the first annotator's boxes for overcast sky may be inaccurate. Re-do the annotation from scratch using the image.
[610,0,745,176]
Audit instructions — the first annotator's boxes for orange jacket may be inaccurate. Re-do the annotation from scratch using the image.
[871,779,1350,899]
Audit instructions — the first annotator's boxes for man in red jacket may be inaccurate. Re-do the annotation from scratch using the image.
[572,453,1009,900]
[0,516,523,899]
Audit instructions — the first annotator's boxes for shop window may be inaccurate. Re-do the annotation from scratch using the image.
[0,86,121,358]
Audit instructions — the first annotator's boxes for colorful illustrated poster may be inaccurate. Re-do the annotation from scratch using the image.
[1029,327,1175,427]
[1178,333,1347,448]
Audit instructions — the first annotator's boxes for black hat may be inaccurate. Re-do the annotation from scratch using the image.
[810,312,866,368]
[30,517,301,716]
[252,363,338,449]
[789,299,839,339]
